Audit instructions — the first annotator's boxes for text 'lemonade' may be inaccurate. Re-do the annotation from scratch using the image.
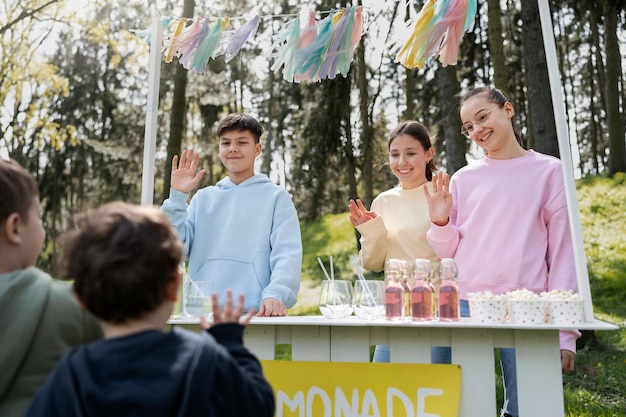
[438,258,460,321]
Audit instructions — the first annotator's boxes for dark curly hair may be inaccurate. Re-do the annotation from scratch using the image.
[60,202,183,324]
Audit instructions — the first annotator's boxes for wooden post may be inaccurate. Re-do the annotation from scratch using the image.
[537,1,594,322]
[141,16,163,206]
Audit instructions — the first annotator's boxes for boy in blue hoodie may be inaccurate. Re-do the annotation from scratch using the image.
[26,202,274,417]
[161,113,302,316]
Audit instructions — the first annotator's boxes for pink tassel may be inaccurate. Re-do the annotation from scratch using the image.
[299,11,317,48]
[173,17,205,60]
[430,0,469,66]
[350,6,364,51]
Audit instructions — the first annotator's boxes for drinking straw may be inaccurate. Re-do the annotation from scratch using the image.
[317,257,331,280]
[330,255,334,281]
[350,255,377,307]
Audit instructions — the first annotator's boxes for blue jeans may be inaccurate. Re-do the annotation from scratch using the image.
[432,300,518,417]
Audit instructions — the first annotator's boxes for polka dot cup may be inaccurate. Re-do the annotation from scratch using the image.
[469,298,508,324]
[548,300,584,325]
[508,300,548,325]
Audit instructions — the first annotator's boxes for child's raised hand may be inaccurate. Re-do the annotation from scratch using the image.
[423,171,453,226]
[202,290,255,329]
[349,199,377,227]
[171,149,206,194]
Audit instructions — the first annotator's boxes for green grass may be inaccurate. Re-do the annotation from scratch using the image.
[294,174,626,416]
[563,173,626,416]
[300,212,362,283]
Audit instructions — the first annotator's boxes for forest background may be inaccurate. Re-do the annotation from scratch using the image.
[2,0,625,269]
[2,0,626,415]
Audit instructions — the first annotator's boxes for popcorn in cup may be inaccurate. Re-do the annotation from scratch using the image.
[507,289,547,325]
[542,289,584,325]
[468,291,507,324]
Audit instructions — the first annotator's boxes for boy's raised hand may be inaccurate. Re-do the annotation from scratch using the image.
[423,171,453,226]
[171,149,206,194]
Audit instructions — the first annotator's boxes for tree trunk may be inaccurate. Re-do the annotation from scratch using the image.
[521,0,559,157]
[356,1,373,206]
[162,0,195,203]
[604,3,626,174]
[437,65,466,175]
[486,0,508,90]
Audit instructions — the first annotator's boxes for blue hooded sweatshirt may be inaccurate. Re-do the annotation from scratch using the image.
[161,174,302,311]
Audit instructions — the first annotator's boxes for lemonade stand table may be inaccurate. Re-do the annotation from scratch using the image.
[169,316,617,417]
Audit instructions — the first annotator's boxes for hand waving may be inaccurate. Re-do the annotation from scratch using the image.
[349,199,377,227]
[200,290,255,330]
[171,149,206,194]
[423,171,453,226]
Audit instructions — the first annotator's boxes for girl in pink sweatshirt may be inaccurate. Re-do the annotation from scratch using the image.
[424,86,580,417]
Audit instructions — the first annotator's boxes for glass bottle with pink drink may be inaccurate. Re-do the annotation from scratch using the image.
[411,259,434,321]
[438,258,460,321]
[384,259,408,321]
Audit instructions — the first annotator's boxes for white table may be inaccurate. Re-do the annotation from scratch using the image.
[169,316,617,417]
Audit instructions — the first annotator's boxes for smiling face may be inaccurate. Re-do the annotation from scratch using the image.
[219,129,262,184]
[460,94,520,159]
[389,134,434,189]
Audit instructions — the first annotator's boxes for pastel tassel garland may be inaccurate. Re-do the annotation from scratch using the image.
[133,7,369,82]
[389,0,477,69]
[163,18,187,63]
[269,15,302,82]
[178,18,211,69]
[317,7,353,80]
[389,0,437,69]
[130,16,172,45]
[173,17,206,62]
[223,14,259,63]
[293,11,335,81]
[185,17,229,73]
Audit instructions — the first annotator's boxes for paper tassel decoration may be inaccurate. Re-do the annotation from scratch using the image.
[174,18,207,62]
[163,18,187,63]
[269,15,302,82]
[270,6,364,83]
[133,6,366,80]
[130,17,172,44]
[185,17,229,73]
[178,18,211,69]
[222,15,260,63]
[389,0,477,69]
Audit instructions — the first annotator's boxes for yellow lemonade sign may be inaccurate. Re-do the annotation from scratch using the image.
[262,361,461,417]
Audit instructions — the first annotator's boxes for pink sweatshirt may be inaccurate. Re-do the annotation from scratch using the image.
[427,150,580,351]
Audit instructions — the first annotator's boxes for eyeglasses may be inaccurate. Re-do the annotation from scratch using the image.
[460,108,498,138]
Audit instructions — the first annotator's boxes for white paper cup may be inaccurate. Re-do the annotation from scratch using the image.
[469,298,508,324]
[548,300,584,325]
[508,299,547,325]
